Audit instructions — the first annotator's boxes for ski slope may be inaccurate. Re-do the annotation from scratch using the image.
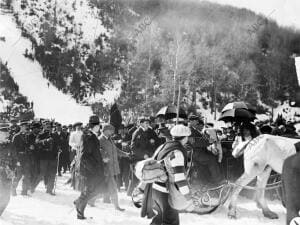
[0,174,286,225]
[0,10,93,124]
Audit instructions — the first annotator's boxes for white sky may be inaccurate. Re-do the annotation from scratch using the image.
[207,0,300,30]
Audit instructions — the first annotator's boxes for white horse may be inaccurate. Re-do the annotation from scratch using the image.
[228,134,299,219]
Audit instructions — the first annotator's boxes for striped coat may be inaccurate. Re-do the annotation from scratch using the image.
[152,141,191,200]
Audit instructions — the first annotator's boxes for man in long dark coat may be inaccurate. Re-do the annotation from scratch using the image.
[74,115,107,220]
[32,121,58,195]
[188,115,223,186]
[127,116,159,196]
[54,124,69,175]
[11,121,31,195]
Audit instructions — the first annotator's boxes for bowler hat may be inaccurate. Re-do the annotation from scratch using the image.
[89,115,100,125]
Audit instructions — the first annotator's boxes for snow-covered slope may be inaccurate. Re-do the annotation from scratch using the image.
[0,174,286,225]
[0,11,92,124]
[12,0,106,49]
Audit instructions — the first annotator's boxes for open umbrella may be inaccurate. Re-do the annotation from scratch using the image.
[218,108,256,122]
[222,101,256,114]
[156,105,187,120]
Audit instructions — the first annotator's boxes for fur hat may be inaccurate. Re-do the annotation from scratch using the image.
[170,124,191,137]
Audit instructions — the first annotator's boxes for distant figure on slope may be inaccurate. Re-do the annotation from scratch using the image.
[47,82,50,88]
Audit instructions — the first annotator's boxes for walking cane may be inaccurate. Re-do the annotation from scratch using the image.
[53,150,61,195]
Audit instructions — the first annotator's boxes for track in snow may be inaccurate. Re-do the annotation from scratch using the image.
[0,174,287,225]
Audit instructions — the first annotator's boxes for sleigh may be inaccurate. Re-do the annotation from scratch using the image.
[131,138,284,215]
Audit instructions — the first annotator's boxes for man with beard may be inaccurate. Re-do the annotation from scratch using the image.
[74,115,107,219]
[11,121,31,196]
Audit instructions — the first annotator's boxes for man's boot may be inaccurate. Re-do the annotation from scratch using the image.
[46,190,56,196]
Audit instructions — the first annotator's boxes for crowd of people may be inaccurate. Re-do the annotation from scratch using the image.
[0,113,299,224]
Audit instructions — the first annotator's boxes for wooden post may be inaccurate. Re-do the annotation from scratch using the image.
[176,76,181,125]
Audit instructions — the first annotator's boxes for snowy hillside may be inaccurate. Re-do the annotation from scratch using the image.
[0,174,287,225]
[0,11,92,124]
[10,0,121,105]
[12,0,106,49]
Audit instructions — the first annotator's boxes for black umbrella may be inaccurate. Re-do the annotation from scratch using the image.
[222,101,256,114]
[156,105,187,120]
[218,108,256,122]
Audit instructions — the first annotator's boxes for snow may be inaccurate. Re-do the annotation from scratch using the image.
[0,11,93,124]
[0,174,287,225]
[12,0,106,49]
[88,81,121,106]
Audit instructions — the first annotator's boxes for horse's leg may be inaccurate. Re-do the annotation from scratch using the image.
[256,167,279,219]
[228,172,256,219]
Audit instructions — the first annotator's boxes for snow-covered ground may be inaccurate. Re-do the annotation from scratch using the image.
[0,174,286,225]
[0,10,93,124]
[12,0,106,49]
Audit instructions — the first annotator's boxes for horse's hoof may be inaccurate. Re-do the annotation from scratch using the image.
[228,208,237,219]
[228,212,237,219]
[256,201,263,209]
[263,210,279,219]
